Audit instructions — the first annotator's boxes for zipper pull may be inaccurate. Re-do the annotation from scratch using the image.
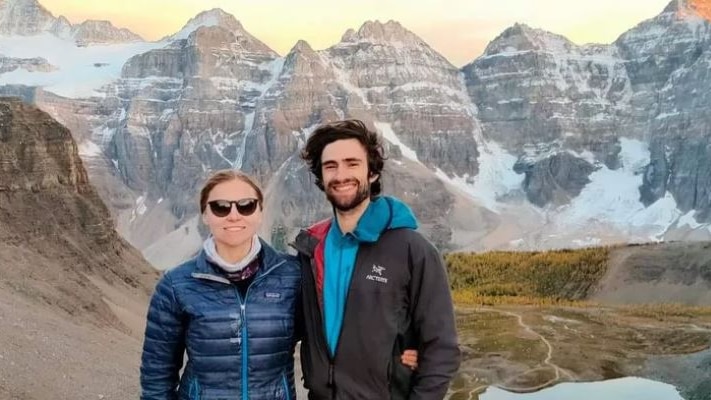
[327,362,334,387]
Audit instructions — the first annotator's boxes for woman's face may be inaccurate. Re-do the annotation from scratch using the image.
[202,179,263,250]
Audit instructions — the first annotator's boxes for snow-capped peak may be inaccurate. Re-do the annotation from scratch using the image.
[341,20,424,47]
[483,22,577,56]
[165,8,245,41]
[0,0,141,42]
[190,8,243,30]
[72,20,143,44]
[0,0,57,36]
[288,39,316,56]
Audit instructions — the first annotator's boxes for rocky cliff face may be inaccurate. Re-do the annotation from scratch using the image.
[0,97,159,399]
[239,20,484,250]
[0,98,157,326]
[463,2,711,225]
[0,0,62,36]
[464,23,629,165]
[0,55,55,73]
[614,1,711,221]
[88,13,486,262]
[323,20,481,176]
[109,9,281,215]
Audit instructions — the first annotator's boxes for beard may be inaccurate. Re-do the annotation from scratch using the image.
[325,178,371,212]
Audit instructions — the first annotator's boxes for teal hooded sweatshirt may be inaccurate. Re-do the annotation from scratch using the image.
[323,196,418,356]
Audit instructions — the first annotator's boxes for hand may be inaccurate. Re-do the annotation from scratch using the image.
[400,349,418,370]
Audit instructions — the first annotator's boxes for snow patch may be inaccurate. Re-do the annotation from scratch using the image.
[77,140,103,157]
[509,239,525,248]
[497,98,524,104]
[565,149,597,165]
[167,15,220,42]
[618,138,650,172]
[233,112,255,169]
[677,210,702,229]
[435,141,523,211]
[0,34,161,98]
[571,237,602,247]
[130,194,149,223]
[374,122,420,163]
[555,138,681,239]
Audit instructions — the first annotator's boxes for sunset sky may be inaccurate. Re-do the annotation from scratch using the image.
[40,0,671,66]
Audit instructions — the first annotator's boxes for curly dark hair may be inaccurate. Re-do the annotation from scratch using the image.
[300,119,385,196]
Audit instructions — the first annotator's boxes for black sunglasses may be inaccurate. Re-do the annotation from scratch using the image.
[207,198,260,217]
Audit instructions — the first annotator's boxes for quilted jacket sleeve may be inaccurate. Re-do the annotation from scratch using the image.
[140,273,186,400]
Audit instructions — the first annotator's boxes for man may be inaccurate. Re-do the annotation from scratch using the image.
[292,119,461,399]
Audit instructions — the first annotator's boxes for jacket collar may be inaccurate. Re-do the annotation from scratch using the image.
[292,218,331,257]
[291,196,418,256]
[192,237,285,283]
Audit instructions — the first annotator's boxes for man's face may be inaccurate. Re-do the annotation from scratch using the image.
[321,138,377,212]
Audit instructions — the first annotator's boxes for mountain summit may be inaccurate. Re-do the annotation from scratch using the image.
[0,0,59,36]
[341,20,425,46]
[168,8,247,40]
[0,0,143,43]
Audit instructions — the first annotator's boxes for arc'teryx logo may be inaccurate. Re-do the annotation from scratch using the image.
[366,264,388,284]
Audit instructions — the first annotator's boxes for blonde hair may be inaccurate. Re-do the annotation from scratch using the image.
[199,170,264,213]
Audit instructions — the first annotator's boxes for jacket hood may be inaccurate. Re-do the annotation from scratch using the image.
[350,196,418,243]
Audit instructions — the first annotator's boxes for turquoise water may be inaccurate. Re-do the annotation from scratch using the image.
[481,377,683,400]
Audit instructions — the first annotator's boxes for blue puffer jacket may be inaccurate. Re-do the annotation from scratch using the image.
[140,239,301,400]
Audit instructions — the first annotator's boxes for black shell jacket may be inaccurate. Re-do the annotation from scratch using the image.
[292,197,461,400]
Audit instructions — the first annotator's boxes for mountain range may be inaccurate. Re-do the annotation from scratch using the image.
[1,0,710,268]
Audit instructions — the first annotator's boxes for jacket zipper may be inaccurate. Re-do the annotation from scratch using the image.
[239,297,248,400]
[328,256,359,399]
[195,260,287,400]
[240,259,287,400]
[282,371,291,400]
[315,246,362,399]
[296,231,346,399]
[189,378,200,400]
[306,256,338,397]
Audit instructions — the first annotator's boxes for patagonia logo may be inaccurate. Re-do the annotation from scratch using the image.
[265,292,281,299]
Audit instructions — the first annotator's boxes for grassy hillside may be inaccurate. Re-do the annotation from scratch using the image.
[446,247,610,305]
[447,241,711,307]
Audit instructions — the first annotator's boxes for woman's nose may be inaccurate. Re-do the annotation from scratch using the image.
[225,205,241,220]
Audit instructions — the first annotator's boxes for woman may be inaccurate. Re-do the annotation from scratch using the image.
[140,170,300,399]
[139,169,417,400]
